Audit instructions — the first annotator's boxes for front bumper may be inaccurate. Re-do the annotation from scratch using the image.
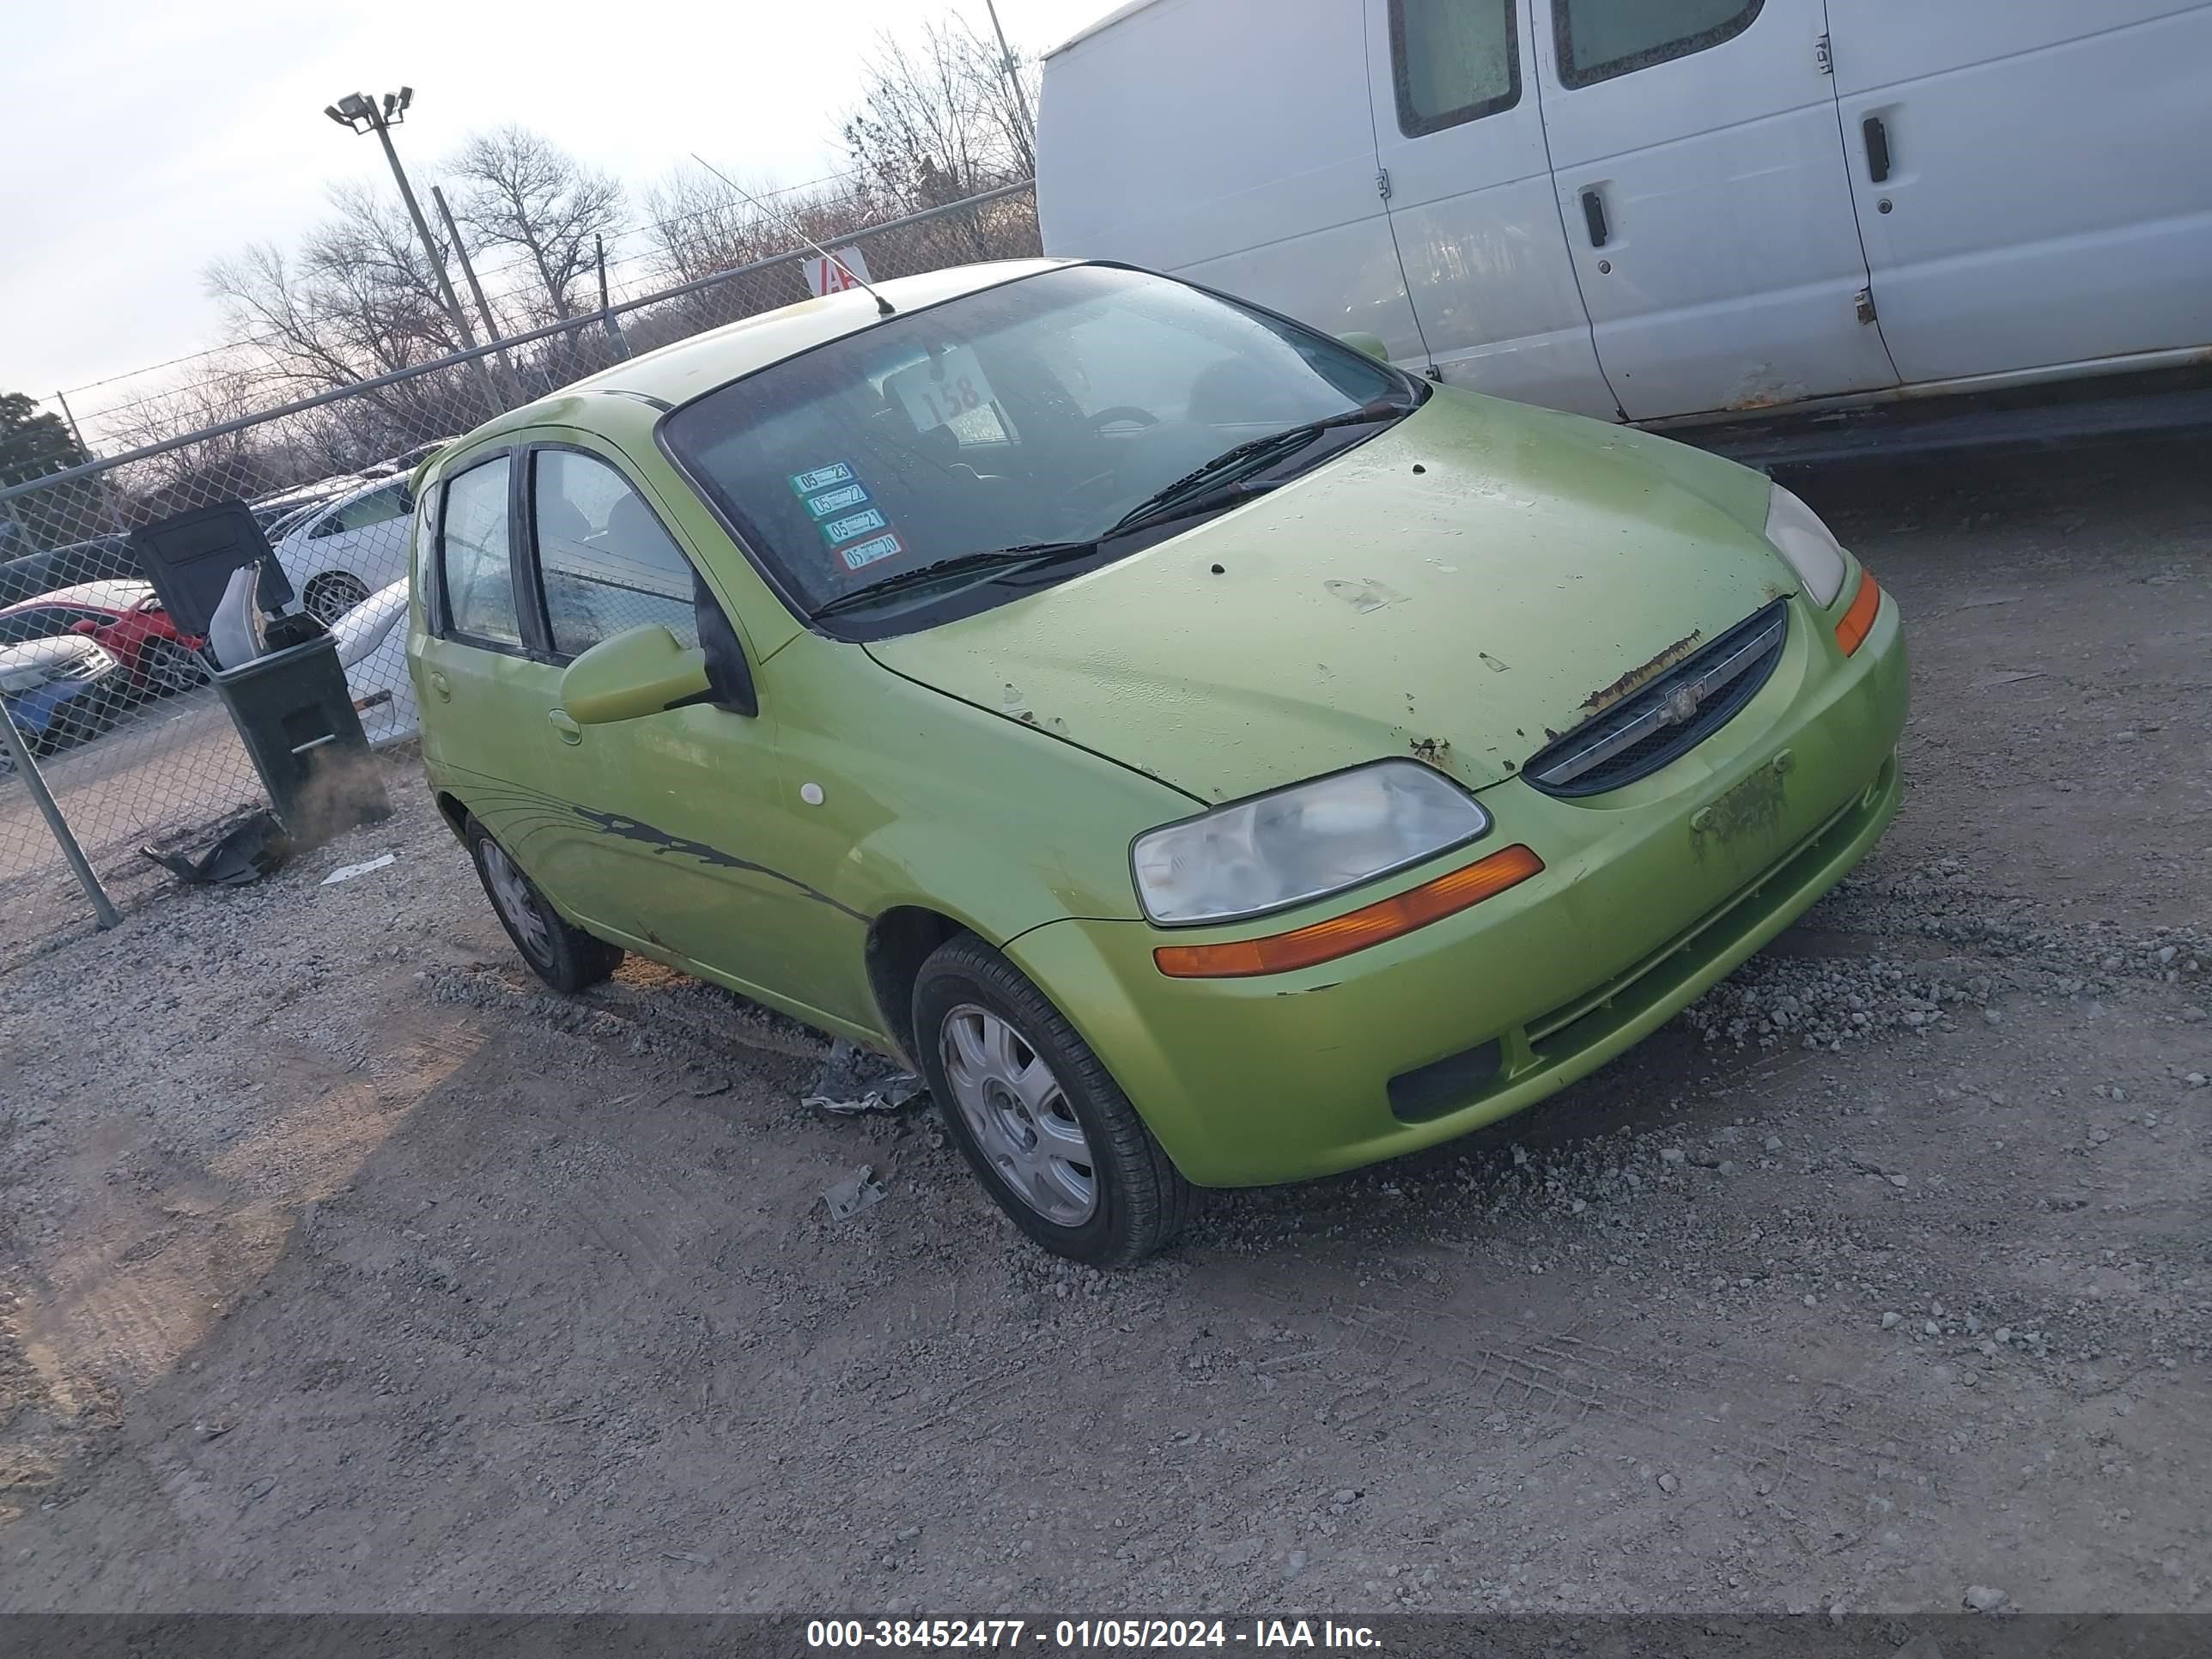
[3,673,118,746]
[1007,588,1907,1187]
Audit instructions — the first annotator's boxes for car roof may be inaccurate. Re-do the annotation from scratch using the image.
[309,474,409,514]
[2,579,152,614]
[450,258,1073,448]
[1044,0,1165,57]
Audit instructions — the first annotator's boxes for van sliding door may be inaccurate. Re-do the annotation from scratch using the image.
[1531,0,1899,420]
[1366,0,1618,418]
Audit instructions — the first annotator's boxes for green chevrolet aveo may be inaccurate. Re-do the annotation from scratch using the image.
[408,259,1905,1265]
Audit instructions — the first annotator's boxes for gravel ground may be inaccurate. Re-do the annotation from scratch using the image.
[1,439,2207,1616]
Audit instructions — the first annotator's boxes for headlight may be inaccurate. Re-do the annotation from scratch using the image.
[1132,759,1492,927]
[1764,484,1848,607]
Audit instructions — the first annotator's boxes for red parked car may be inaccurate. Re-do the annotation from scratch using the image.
[0,580,208,696]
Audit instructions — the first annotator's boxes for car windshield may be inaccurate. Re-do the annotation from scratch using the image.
[661,265,1413,622]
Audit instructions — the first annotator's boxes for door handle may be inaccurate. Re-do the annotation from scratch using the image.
[548,709,582,744]
[1863,116,1892,184]
[428,671,451,703]
[1581,189,1609,248]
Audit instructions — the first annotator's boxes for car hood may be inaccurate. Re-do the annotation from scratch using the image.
[0,635,109,678]
[865,391,1796,802]
[331,580,409,668]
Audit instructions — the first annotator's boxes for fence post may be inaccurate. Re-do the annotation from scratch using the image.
[0,698,119,930]
[55,390,137,538]
[430,185,526,407]
[597,234,631,361]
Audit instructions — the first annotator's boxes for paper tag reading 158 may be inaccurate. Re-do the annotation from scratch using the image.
[885,346,996,434]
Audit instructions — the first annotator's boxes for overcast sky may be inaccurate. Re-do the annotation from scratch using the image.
[0,0,1117,429]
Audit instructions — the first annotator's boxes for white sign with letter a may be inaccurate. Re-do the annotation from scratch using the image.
[803,246,874,298]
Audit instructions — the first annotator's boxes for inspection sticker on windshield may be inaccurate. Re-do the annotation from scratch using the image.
[839,532,904,571]
[803,481,872,520]
[820,507,890,546]
[789,462,856,497]
[886,346,996,434]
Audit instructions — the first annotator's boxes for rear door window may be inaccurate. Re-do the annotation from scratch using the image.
[1553,0,1764,88]
[1391,0,1520,135]
[438,458,522,647]
[527,449,701,658]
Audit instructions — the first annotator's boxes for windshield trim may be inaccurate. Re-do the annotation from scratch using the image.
[653,260,1428,643]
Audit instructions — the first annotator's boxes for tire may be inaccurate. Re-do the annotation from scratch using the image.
[913,935,1196,1267]
[139,637,205,696]
[304,571,371,624]
[465,818,623,994]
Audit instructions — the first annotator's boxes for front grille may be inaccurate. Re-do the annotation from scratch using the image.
[1523,601,1788,798]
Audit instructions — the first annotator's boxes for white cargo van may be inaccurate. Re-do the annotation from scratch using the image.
[1037,0,2212,438]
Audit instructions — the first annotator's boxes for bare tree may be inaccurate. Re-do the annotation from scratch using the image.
[841,15,1038,209]
[447,126,625,324]
[205,179,463,398]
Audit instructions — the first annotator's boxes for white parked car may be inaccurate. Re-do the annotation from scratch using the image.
[1037,0,2212,434]
[329,579,416,746]
[272,475,416,623]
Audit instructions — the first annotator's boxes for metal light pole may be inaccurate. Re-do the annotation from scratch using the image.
[324,89,501,416]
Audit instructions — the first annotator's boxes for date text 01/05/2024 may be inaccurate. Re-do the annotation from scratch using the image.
[803,1618,1382,1650]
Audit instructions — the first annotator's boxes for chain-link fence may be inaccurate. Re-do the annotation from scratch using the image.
[0,181,1038,957]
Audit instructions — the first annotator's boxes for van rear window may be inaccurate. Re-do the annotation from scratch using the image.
[1390,0,1520,137]
[1553,0,1764,89]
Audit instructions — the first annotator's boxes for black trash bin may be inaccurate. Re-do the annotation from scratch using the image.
[213,615,390,843]
[131,501,390,847]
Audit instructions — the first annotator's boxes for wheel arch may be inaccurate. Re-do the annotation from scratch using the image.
[866,905,971,1065]
[432,790,471,842]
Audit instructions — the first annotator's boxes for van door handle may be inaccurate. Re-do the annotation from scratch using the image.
[1580,190,1609,248]
[428,671,451,702]
[1863,116,1893,184]
[548,709,582,744]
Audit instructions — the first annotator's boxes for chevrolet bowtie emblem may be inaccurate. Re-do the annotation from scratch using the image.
[1662,684,1704,726]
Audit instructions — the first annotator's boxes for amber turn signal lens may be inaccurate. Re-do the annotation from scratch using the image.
[1153,843,1545,979]
[1835,568,1882,657]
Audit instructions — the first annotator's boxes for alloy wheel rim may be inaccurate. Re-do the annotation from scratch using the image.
[309,578,368,623]
[940,1004,1097,1227]
[150,641,199,692]
[481,841,552,962]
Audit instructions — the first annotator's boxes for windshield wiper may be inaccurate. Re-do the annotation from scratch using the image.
[810,400,1414,621]
[1106,398,1414,538]
[811,542,1100,618]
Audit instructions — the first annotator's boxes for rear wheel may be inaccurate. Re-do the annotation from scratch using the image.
[304,571,370,625]
[465,819,622,993]
[913,935,1195,1267]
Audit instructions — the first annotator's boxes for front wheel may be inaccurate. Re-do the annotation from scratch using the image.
[466,819,623,994]
[913,936,1195,1267]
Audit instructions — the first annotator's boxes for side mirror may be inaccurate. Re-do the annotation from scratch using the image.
[1339,331,1390,362]
[560,625,713,726]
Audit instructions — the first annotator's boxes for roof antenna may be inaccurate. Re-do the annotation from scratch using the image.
[689,153,896,318]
